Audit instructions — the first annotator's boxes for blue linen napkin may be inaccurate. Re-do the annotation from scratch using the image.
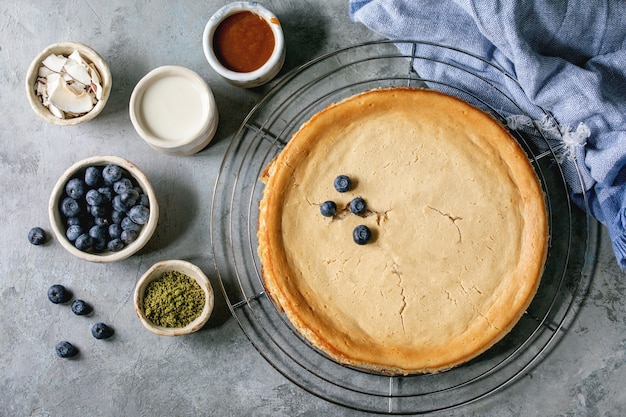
[350,0,626,269]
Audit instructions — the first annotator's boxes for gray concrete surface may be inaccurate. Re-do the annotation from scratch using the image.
[1,1,625,416]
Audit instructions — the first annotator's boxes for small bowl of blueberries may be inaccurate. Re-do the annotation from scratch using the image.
[48,156,159,262]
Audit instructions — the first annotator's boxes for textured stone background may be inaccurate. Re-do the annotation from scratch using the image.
[1,1,625,416]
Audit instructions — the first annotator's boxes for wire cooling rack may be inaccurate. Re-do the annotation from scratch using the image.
[210,40,596,414]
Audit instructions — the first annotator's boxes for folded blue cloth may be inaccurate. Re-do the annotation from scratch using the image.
[350,0,626,269]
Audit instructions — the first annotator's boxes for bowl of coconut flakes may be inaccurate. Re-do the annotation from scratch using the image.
[25,42,112,126]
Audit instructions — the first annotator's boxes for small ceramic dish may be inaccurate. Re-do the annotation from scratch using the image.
[134,260,215,336]
[203,2,285,88]
[48,156,159,263]
[25,42,112,126]
[129,65,219,156]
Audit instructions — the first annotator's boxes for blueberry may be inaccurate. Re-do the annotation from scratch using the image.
[28,227,47,245]
[61,197,82,218]
[97,186,113,203]
[88,225,107,241]
[108,223,122,239]
[121,217,141,233]
[350,197,367,215]
[66,224,83,242]
[113,178,133,194]
[119,189,140,207]
[111,210,125,224]
[65,177,86,200]
[102,164,123,185]
[107,238,124,252]
[139,194,150,208]
[128,205,150,225]
[66,217,81,227]
[94,217,111,227]
[334,175,352,193]
[71,299,92,315]
[121,229,138,244]
[91,322,114,339]
[92,237,107,252]
[353,225,372,245]
[74,233,93,251]
[320,201,337,217]
[112,195,129,213]
[48,284,72,304]
[89,204,108,218]
[55,341,78,358]
[85,189,103,206]
[84,166,102,187]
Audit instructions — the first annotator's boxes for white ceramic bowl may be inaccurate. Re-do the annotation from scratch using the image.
[25,42,112,126]
[48,156,159,263]
[203,2,285,88]
[134,260,214,336]
[129,65,219,156]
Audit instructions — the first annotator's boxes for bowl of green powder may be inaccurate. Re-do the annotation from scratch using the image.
[134,259,214,336]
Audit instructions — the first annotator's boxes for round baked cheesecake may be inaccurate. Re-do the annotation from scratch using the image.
[257,87,548,375]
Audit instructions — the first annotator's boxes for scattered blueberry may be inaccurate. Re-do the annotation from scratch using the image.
[353,225,372,245]
[65,177,86,200]
[128,205,150,225]
[74,233,93,251]
[320,201,337,217]
[55,341,79,358]
[84,166,102,187]
[48,284,72,304]
[334,175,352,193]
[71,299,92,315]
[61,197,82,218]
[91,322,114,339]
[66,225,83,242]
[28,227,47,245]
[102,164,123,185]
[350,197,367,215]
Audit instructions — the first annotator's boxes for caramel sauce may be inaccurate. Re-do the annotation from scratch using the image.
[213,11,275,73]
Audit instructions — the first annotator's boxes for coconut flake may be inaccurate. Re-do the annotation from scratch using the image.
[41,53,67,73]
[34,50,103,119]
[48,103,65,119]
[48,76,94,114]
[63,59,92,85]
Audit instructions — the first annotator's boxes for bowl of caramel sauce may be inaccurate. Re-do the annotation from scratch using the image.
[203,2,285,88]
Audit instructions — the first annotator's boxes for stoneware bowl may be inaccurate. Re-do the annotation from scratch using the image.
[203,2,285,88]
[134,260,215,336]
[48,156,159,263]
[129,65,219,156]
[25,41,112,126]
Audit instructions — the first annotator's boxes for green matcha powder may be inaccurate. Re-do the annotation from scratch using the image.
[143,271,205,327]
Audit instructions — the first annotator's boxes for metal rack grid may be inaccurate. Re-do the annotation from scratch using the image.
[210,41,595,414]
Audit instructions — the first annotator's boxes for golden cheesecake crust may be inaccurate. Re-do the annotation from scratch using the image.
[258,87,548,375]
